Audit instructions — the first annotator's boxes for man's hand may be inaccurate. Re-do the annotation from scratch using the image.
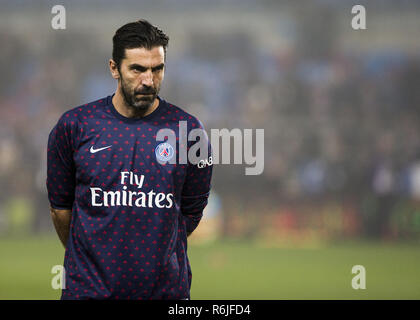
[183,212,203,238]
[50,207,72,249]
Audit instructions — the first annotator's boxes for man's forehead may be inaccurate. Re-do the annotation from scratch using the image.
[124,46,165,64]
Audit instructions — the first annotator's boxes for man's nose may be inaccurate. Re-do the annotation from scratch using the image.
[140,70,153,87]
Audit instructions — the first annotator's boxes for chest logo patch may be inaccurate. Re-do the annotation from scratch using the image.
[90,145,112,153]
[155,142,175,163]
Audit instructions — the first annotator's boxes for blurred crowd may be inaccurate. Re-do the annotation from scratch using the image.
[1,4,420,242]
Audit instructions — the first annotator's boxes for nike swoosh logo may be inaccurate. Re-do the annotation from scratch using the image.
[90,145,112,153]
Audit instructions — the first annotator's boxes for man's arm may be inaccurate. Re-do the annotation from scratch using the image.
[46,115,76,248]
[50,207,72,248]
[181,121,213,237]
[184,212,204,237]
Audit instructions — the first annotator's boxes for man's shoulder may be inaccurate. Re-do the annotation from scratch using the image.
[163,99,206,130]
[58,96,110,123]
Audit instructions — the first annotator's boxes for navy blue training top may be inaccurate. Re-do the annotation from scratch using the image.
[46,95,213,300]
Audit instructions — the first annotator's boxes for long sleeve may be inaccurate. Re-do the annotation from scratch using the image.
[181,122,213,235]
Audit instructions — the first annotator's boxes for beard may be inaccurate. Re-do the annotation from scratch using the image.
[120,74,160,111]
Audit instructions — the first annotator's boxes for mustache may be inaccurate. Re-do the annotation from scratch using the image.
[134,87,156,95]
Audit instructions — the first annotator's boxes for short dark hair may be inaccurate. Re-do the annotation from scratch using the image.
[112,19,169,69]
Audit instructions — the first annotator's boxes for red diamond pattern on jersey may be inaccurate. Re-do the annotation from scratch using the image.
[46,95,213,300]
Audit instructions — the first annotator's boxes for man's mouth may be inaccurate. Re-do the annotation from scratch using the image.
[136,92,155,96]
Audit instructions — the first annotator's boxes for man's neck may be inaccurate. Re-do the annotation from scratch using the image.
[112,89,159,119]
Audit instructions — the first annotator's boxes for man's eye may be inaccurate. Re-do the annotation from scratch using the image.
[151,65,164,72]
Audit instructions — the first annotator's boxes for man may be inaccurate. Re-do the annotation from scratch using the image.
[47,19,213,300]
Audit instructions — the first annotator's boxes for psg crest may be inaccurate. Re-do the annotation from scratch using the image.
[155,142,175,163]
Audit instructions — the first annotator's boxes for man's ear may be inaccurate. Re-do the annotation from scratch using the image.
[109,59,120,79]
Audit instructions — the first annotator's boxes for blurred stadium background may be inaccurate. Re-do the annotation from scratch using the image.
[1,0,420,299]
